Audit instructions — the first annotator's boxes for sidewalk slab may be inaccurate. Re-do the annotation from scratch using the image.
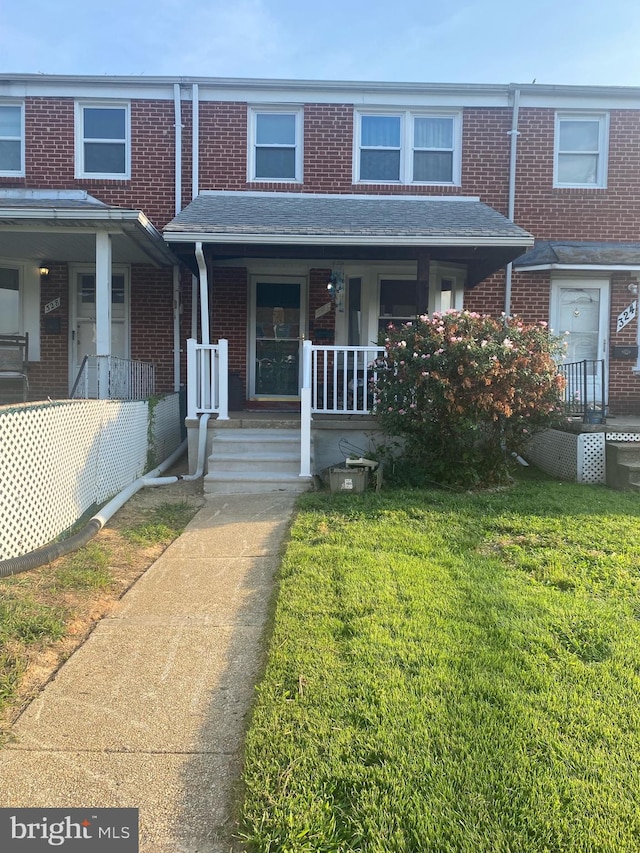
[0,491,298,852]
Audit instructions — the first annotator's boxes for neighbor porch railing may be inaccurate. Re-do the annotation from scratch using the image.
[71,355,156,401]
[558,359,606,422]
[300,341,386,476]
[186,338,229,419]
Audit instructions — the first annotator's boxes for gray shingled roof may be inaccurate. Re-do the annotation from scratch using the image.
[164,192,532,242]
[514,240,640,267]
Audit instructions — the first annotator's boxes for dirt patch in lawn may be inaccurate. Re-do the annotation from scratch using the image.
[0,455,205,739]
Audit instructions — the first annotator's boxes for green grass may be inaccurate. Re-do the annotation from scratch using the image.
[53,542,114,589]
[122,501,197,546]
[240,472,640,853]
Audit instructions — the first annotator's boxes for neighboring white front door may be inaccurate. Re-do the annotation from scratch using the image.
[70,268,130,394]
[550,278,609,404]
[249,276,306,399]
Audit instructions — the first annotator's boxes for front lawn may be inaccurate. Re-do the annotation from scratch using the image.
[240,473,640,852]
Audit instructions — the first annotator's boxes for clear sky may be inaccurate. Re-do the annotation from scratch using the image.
[2,0,640,87]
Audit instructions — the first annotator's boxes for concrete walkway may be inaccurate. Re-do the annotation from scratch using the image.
[0,492,298,852]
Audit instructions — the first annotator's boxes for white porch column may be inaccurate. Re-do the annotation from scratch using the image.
[95,231,112,399]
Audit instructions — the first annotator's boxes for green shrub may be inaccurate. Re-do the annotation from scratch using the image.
[374,311,566,487]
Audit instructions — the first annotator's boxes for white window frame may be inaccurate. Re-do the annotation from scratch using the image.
[354,109,462,186]
[247,107,303,183]
[554,112,608,189]
[75,101,131,180]
[0,101,25,177]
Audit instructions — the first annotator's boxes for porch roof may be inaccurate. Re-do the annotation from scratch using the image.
[0,190,178,267]
[166,191,531,244]
[164,191,533,286]
[513,240,640,271]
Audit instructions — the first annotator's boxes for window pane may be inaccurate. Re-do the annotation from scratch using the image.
[414,150,453,182]
[0,139,21,171]
[256,113,296,145]
[84,108,126,140]
[361,115,400,147]
[379,279,417,316]
[255,147,296,179]
[414,117,453,149]
[84,141,126,174]
[0,106,21,137]
[558,153,597,184]
[0,268,20,334]
[360,149,400,181]
[559,120,599,152]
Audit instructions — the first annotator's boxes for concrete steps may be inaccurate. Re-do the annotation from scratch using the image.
[204,427,312,495]
[605,441,640,490]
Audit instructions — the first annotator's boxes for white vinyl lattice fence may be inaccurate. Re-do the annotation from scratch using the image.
[0,394,182,560]
[525,429,606,484]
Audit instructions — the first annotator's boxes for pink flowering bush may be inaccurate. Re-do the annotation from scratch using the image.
[374,311,566,486]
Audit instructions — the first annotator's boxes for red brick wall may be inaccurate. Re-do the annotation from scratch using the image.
[3,97,178,227]
[210,267,248,396]
[308,268,335,341]
[608,273,640,414]
[28,263,69,400]
[514,108,640,240]
[130,265,174,391]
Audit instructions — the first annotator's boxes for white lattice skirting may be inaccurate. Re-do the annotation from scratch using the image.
[525,429,606,485]
[0,394,182,560]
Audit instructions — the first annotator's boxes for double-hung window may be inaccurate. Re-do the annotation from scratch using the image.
[75,102,130,179]
[355,111,460,185]
[0,103,24,176]
[360,115,402,182]
[554,113,608,188]
[248,108,303,182]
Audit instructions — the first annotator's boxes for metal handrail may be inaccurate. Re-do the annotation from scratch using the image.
[558,359,606,422]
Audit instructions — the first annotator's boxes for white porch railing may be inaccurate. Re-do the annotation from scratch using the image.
[186,338,229,419]
[71,355,156,401]
[300,341,385,477]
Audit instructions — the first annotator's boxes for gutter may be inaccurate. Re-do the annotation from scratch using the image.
[504,86,520,316]
[165,232,534,248]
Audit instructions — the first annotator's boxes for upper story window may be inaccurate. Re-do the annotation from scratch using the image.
[554,113,608,188]
[248,108,303,182]
[355,111,461,185]
[0,103,24,176]
[75,102,130,179]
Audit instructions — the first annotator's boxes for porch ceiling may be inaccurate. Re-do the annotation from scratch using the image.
[0,193,178,267]
[164,191,534,286]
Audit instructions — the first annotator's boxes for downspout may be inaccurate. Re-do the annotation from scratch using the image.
[0,439,188,577]
[173,83,183,393]
[187,240,212,479]
[505,86,521,317]
[173,265,181,393]
[192,83,199,201]
[174,82,182,216]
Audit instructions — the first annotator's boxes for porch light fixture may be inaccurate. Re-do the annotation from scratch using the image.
[38,264,50,279]
[327,264,345,313]
[628,281,638,296]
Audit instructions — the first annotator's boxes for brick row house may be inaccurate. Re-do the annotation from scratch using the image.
[1,74,639,483]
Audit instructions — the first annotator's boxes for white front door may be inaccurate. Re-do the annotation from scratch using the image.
[249,276,306,399]
[550,278,609,404]
[70,268,130,395]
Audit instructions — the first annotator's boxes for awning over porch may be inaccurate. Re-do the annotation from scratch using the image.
[513,240,640,271]
[163,191,533,286]
[0,189,177,267]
